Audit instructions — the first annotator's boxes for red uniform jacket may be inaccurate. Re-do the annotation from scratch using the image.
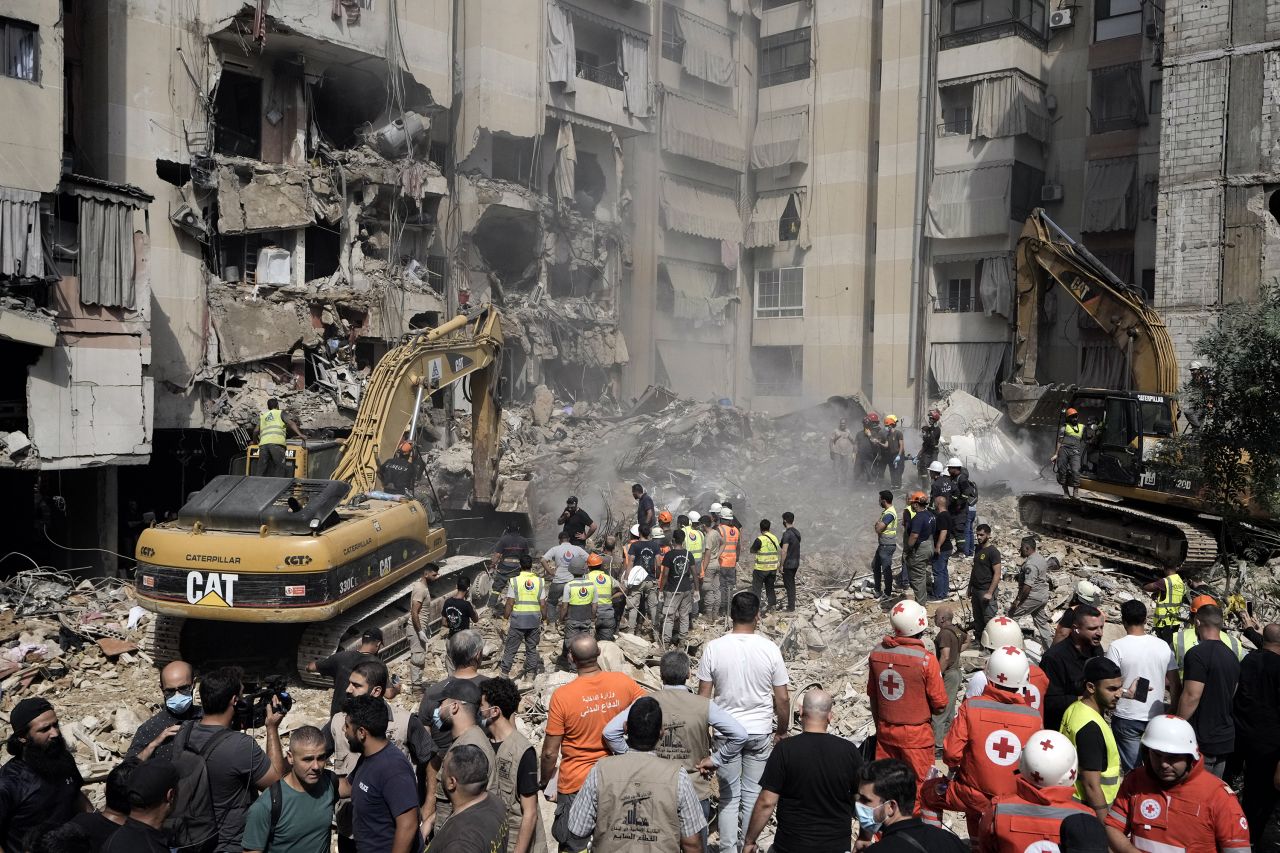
[1024,664,1050,712]
[979,777,1094,853]
[1106,757,1251,852]
[941,683,1043,823]
[868,634,948,749]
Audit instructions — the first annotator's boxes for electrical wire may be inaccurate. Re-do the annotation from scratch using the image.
[44,530,137,564]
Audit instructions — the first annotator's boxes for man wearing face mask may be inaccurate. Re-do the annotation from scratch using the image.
[126,661,202,761]
[329,660,433,853]
[856,759,968,851]
[424,679,496,836]
[0,697,91,851]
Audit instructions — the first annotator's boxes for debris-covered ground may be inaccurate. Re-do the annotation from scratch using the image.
[2,388,1278,847]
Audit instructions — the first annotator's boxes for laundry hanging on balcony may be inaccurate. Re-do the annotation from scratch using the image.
[547,3,577,93]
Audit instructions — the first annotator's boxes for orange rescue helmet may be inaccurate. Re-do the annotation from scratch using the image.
[658,510,673,525]
[587,553,604,567]
[1065,407,1079,416]
[398,441,414,455]
[909,490,929,505]
[1190,594,1217,613]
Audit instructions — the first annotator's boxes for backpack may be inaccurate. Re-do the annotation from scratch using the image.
[959,467,978,504]
[262,771,338,852]
[166,722,235,853]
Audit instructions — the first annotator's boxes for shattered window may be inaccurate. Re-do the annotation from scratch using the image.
[213,70,263,158]
[760,28,810,88]
[1,18,37,82]
[755,267,804,318]
[751,345,804,396]
[661,4,683,62]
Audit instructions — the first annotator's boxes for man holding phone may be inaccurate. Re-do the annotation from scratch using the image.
[1104,599,1173,773]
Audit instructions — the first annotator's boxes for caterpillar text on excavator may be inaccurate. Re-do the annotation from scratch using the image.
[1003,210,1279,574]
[132,306,526,684]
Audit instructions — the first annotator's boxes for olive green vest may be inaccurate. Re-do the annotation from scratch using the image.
[653,688,714,801]
[492,729,546,853]
[593,752,683,853]
[435,724,498,827]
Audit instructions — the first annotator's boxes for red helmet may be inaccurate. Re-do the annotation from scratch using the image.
[865,412,880,423]
[928,408,941,421]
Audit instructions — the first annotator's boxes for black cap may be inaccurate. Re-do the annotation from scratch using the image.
[10,697,53,737]
[128,759,180,808]
[566,495,578,504]
[442,679,482,705]
[361,627,384,644]
[1082,656,1122,684]
[1059,812,1109,852]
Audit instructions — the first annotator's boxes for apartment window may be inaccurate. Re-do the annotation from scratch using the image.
[1149,79,1162,113]
[936,276,983,312]
[1091,63,1147,133]
[760,28,811,88]
[661,4,683,63]
[755,267,804,318]
[213,70,263,158]
[1010,161,1046,221]
[761,0,799,9]
[751,346,804,396]
[1,18,37,82]
[939,85,974,136]
[942,0,1046,44]
[1095,0,1142,40]
[779,195,801,242]
[491,135,535,184]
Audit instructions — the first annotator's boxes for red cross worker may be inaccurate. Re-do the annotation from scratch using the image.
[868,599,948,805]
[923,645,1043,841]
[979,729,1095,852]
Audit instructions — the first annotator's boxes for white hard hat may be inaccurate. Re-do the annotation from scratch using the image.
[980,615,1025,651]
[1019,730,1078,788]
[946,457,963,469]
[928,460,944,473]
[985,645,1030,690]
[630,524,640,537]
[651,526,665,539]
[1141,714,1199,758]
[1074,580,1102,605]
[709,502,723,514]
[688,511,701,523]
[1189,360,1204,371]
[719,507,734,520]
[889,600,928,637]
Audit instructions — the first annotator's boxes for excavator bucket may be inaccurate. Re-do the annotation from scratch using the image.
[492,476,534,515]
[1002,382,1078,428]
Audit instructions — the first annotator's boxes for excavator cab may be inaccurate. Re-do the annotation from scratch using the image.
[1065,389,1188,496]
[234,439,344,479]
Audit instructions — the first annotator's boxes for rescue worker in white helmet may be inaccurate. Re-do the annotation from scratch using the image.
[978,730,1094,852]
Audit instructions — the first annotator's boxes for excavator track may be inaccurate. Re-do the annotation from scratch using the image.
[296,554,490,687]
[142,614,186,667]
[1018,493,1219,576]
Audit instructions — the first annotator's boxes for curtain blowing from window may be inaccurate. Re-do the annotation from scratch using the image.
[79,198,137,309]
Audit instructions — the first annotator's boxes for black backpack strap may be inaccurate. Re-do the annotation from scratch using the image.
[263,780,283,853]
[195,726,235,759]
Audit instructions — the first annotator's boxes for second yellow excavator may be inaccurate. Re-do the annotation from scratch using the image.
[1003,211,1279,572]
[132,306,522,681]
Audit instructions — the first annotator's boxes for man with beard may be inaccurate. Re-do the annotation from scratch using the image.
[0,697,91,851]
[126,660,202,761]
[340,696,423,853]
[424,680,496,835]
[103,758,179,853]
[243,726,337,853]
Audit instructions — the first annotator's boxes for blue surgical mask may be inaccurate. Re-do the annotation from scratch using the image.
[432,706,452,732]
[165,693,193,715]
[855,801,883,835]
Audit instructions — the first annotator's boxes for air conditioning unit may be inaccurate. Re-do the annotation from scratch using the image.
[1040,183,1064,202]
[1049,8,1073,29]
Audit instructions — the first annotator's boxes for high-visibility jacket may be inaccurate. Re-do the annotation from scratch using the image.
[1061,421,1085,447]
[718,525,739,568]
[589,569,616,603]
[1153,573,1187,628]
[878,505,899,545]
[978,777,1094,853]
[564,578,597,622]
[868,634,949,748]
[1060,699,1121,806]
[259,409,287,446]
[938,685,1042,840]
[1105,756,1252,853]
[754,531,780,572]
[1172,628,1244,674]
[511,572,543,614]
[683,526,704,561]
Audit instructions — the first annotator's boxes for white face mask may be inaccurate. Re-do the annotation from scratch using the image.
[856,800,886,834]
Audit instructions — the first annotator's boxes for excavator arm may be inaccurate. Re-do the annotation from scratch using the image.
[329,306,504,503]
[1004,209,1180,424]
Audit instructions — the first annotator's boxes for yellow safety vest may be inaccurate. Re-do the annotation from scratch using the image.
[1173,628,1244,674]
[1153,573,1186,628]
[511,572,543,614]
[683,527,704,561]
[259,409,287,446]
[755,531,780,571]
[879,505,899,544]
[1064,422,1084,438]
[589,569,615,600]
[1060,700,1121,806]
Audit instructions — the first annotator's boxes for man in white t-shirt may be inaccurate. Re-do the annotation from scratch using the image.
[697,591,791,853]
[1105,598,1175,772]
[543,531,589,624]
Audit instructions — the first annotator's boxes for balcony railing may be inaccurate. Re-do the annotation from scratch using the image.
[576,60,624,90]
[938,117,972,136]
[940,19,1047,51]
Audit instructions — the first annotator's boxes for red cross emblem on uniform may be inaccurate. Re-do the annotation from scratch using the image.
[1024,683,1042,709]
[996,672,1008,683]
[985,729,1022,766]
[1139,798,1162,821]
[878,668,905,701]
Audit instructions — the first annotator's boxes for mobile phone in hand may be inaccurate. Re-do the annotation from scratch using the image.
[1133,677,1150,703]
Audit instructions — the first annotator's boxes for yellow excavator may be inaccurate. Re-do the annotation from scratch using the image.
[133,306,520,681]
[1002,210,1278,572]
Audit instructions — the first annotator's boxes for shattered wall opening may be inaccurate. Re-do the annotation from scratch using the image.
[305,225,340,280]
[310,67,385,150]
[473,207,540,288]
[573,151,606,215]
[213,70,263,158]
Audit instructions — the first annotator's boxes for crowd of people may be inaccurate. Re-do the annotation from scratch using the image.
[0,469,1274,853]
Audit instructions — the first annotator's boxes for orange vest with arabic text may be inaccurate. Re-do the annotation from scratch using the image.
[718,525,739,568]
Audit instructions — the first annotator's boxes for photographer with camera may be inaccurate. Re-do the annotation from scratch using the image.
[150,666,288,853]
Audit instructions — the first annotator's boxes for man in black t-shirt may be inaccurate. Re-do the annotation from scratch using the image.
[489,525,531,613]
[557,496,596,544]
[930,495,954,601]
[0,698,90,852]
[968,524,1001,640]
[743,689,861,853]
[343,696,423,853]
[632,483,655,534]
[658,530,695,648]
[441,576,480,637]
[624,529,659,635]
[1177,604,1241,778]
[308,629,384,717]
[778,512,802,612]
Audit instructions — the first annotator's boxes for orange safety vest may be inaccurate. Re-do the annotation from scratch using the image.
[718,525,739,568]
[868,639,938,728]
[1024,665,1050,712]
[980,779,1094,853]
